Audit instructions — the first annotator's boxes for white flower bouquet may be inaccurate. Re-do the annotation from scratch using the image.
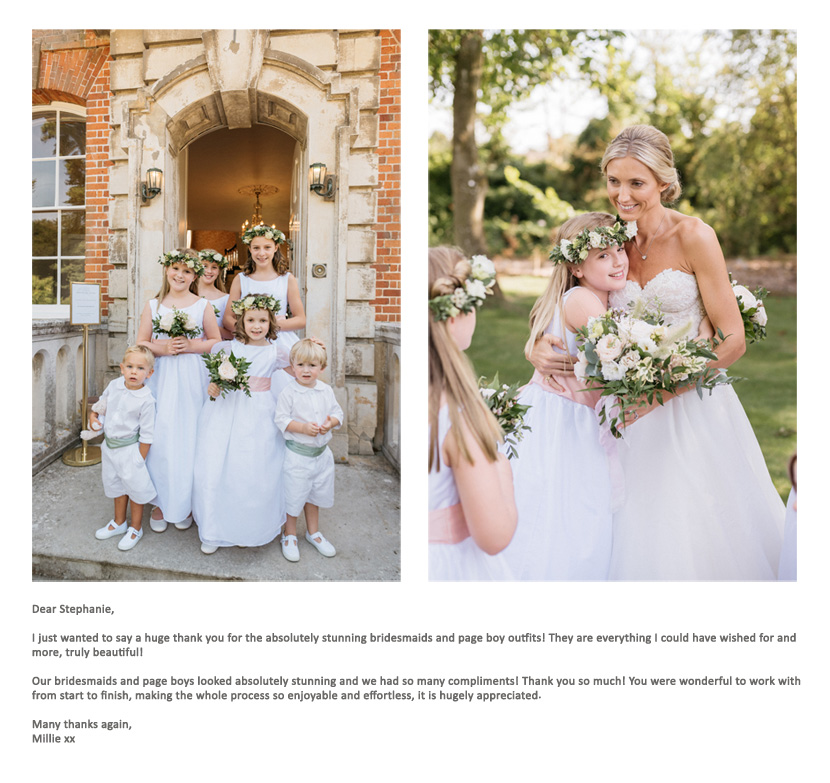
[730,276,768,344]
[575,306,737,438]
[152,308,202,339]
[479,374,532,459]
[202,350,253,400]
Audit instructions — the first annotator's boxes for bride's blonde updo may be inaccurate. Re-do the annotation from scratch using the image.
[428,247,472,303]
[601,125,682,204]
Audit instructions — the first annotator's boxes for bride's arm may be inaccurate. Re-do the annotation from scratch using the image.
[683,221,745,367]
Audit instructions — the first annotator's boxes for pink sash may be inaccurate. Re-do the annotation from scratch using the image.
[428,503,470,544]
[249,376,272,392]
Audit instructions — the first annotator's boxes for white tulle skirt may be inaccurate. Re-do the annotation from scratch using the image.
[501,383,613,581]
[608,385,785,581]
[428,540,515,581]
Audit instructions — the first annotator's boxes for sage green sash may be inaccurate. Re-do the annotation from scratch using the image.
[285,439,326,458]
[105,432,140,449]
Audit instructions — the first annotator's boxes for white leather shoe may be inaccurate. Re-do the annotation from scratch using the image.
[305,531,336,557]
[118,526,143,551]
[95,520,127,540]
[281,534,300,562]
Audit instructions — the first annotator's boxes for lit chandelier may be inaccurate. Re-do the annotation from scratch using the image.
[239,184,279,234]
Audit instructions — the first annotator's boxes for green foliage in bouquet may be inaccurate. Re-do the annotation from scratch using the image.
[479,373,532,459]
[576,306,739,438]
[152,308,202,339]
[730,275,769,344]
[202,350,253,400]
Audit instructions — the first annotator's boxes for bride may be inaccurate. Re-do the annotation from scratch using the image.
[532,125,785,580]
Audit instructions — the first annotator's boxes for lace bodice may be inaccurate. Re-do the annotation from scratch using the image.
[609,269,705,334]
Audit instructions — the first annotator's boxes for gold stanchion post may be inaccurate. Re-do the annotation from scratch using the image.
[62,282,102,467]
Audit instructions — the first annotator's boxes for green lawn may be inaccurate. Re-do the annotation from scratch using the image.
[467,275,796,499]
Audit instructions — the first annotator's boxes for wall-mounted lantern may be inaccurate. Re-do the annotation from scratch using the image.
[141,167,163,203]
[309,162,336,200]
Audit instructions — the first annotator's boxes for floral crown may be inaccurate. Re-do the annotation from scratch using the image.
[428,255,497,321]
[231,294,281,315]
[158,250,205,276]
[549,219,637,265]
[197,249,229,269]
[241,224,286,245]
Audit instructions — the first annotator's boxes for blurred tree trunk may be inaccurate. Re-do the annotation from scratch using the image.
[451,31,488,257]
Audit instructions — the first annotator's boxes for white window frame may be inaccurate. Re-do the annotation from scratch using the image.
[32,103,87,320]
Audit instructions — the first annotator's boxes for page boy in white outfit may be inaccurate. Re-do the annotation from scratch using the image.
[274,338,344,562]
[90,345,157,551]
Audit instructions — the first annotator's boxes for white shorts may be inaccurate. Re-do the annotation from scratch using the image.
[283,446,335,516]
[101,441,157,505]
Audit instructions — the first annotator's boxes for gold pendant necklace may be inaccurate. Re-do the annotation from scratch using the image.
[632,210,666,260]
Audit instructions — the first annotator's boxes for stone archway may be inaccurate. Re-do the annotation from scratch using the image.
[109,30,381,458]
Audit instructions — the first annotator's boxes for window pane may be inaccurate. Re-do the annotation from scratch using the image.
[32,114,57,158]
[32,160,56,208]
[60,211,85,256]
[59,259,86,305]
[32,212,58,256]
[32,259,57,304]
[59,115,86,156]
[60,158,85,206]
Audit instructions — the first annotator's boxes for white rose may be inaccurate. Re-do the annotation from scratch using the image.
[619,350,641,370]
[243,296,255,308]
[213,253,222,261]
[159,313,175,332]
[183,315,198,332]
[732,284,757,311]
[218,359,238,381]
[624,221,638,239]
[752,304,767,326]
[595,333,623,362]
[559,239,572,260]
[600,360,625,381]
[588,231,604,248]
[629,320,658,353]
[470,255,495,281]
[465,279,487,301]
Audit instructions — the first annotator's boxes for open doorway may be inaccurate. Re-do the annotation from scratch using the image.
[185,124,303,295]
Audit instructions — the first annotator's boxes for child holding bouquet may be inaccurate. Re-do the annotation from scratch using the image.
[91,345,157,551]
[274,339,343,562]
[428,247,517,580]
[192,295,290,554]
[223,224,305,399]
[137,248,221,532]
[503,213,634,580]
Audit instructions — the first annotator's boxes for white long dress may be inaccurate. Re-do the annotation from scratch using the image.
[428,406,514,581]
[238,273,300,400]
[192,340,290,548]
[502,288,613,580]
[145,297,210,525]
[608,269,785,580]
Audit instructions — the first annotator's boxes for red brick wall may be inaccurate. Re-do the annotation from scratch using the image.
[372,29,401,322]
[33,31,112,315]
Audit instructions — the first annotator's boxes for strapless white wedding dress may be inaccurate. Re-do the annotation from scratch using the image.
[607,270,785,580]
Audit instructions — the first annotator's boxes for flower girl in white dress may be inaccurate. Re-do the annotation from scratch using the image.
[137,249,221,531]
[503,213,632,580]
[223,225,305,400]
[192,295,290,554]
[428,247,517,580]
[197,248,232,340]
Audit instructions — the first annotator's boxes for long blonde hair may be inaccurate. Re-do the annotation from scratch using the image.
[524,212,617,358]
[428,246,502,472]
[155,247,201,299]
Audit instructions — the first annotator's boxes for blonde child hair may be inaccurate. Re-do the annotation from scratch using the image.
[290,338,327,369]
[428,246,502,473]
[122,344,155,371]
[524,212,617,359]
[155,247,201,299]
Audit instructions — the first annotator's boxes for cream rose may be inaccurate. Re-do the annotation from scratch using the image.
[596,333,623,363]
[159,312,175,332]
[218,359,238,381]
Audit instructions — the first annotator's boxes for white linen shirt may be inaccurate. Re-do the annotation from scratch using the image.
[274,379,343,448]
[99,377,156,444]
